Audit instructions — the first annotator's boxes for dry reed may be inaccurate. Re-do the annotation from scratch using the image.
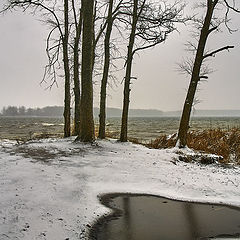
[147,128,240,165]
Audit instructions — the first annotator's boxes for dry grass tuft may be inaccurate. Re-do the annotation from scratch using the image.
[147,128,240,165]
[147,133,177,149]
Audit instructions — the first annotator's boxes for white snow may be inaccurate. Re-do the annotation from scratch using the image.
[0,137,240,240]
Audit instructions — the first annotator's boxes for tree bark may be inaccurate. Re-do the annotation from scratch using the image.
[63,0,71,138]
[177,0,217,147]
[98,0,114,139]
[73,7,83,136]
[77,0,95,142]
[120,0,139,142]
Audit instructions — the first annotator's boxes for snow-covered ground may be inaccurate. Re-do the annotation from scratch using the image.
[0,137,240,240]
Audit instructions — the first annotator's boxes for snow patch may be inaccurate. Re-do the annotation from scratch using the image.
[0,138,240,239]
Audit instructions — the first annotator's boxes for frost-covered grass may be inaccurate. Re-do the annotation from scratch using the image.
[147,128,240,165]
[0,137,240,239]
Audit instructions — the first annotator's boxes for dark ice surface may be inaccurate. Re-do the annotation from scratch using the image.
[90,193,240,240]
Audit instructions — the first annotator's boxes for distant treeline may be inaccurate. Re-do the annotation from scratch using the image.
[0,106,64,117]
[0,106,163,117]
[1,106,240,118]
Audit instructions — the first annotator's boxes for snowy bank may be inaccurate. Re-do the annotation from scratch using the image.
[0,138,240,239]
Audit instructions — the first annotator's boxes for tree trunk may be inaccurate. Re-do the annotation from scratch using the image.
[73,8,82,136]
[177,0,216,148]
[98,0,114,139]
[63,0,71,138]
[120,0,138,142]
[77,0,95,142]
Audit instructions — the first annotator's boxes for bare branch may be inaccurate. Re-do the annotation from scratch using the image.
[5,0,64,39]
[223,0,240,13]
[133,38,165,55]
[208,26,218,35]
[203,45,234,59]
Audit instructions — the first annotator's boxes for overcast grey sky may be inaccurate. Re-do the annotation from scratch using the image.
[0,1,240,111]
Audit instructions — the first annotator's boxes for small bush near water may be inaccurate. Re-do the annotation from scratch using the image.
[146,128,240,165]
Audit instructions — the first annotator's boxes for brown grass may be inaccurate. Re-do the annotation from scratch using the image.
[146,128,240,165]
[94,127,240,165]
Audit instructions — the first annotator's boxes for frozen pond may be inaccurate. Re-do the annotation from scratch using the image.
[91,193,240,240]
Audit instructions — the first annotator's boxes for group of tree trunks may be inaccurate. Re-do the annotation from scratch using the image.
[3,0,239,146]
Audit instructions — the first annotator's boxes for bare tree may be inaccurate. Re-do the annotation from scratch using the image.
[63,0,71,137]
[120,0,139,142]
[76,0,95,142]
[3,0,72,137]
[73,0,113,138]
[98,0,115,139]
[71,0,83,136]
[98,0,125,139]
[120,0,185,142]
[177,0,239,148]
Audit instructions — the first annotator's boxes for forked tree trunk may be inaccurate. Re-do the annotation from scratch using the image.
[120,0,138,142]
[98,0,114,139]
[63,0,71,138]
[177,0,217,147]
[77,0,95,142]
